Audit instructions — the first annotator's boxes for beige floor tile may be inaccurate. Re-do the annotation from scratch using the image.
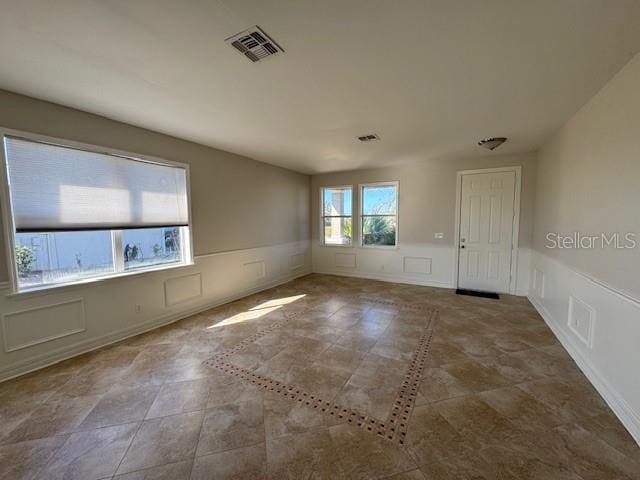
[335,373,400,419]
[196,398,264,456]
[1,274,636,479]
[206,378,263,408]
[1,392,102,444]
[312,344,366,376]
[353,352,409,380]
[335,331,381,352]
[574,413,640,460]
[56,366,128,397]
[39,422,138,479]
[477,385,566,431]
[0,435,68,480]
[437,394,524,441]
[418,453,498,480]
[416,367,472,404]
[329,423,417,479]
[145,378,211,419]
[79,384,160,430]
[262,391,342,439]
[516,377,611,423]
[404,404,476,466]
[439,358,511,393]
[294,363,353,401]
[113,459,192,479]
[116,411,204,474]
[552,423,640,480]
[265,428,344,479]
[381,469,427,480]
[191,443,266,480]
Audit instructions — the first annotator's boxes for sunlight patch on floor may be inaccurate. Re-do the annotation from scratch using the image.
[250,294,306,310]
[207,294,306,328]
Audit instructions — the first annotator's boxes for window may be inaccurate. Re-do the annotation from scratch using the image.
[1,133,192,292]
[321,186,352,245]
[361,182,398,247]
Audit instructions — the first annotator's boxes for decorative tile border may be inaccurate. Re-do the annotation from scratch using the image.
[204,300,437,444]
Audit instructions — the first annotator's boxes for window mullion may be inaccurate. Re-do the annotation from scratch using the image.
[112,230,125,273]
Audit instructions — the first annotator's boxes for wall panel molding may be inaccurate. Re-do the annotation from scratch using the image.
[290,253,305,271]
[164,273,203,307]
[334,252,357,268]
[2,298,86,352]
[314,244,531,295]
[528,250,640,446]
[0,240,311,382]
[403,256,432,275]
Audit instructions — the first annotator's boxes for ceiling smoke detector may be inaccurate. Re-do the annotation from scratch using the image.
[478,137,507,150]
[225,26,284,62]
[358,134,380,142]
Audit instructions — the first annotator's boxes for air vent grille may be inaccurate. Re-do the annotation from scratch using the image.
[358,134,380,142]
[226,26,284,62]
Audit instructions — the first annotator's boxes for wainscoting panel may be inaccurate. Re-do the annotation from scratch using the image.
[313,243,454,287]
[164,273,202,307]
[314,243,530,293]
[243,260,266,282]
[290,253,305,271]
[402,256,432,275]
[528,250,640,446]
[0,240,311,382]
[334,252,357,268]
[2,299,85,352]
[568,295,595,348]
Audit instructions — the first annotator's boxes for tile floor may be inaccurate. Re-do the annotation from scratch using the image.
[0,273,638,479]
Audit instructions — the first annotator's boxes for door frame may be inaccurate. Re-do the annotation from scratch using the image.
[453,166,522,294]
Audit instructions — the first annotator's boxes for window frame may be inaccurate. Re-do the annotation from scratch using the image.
[359,181,399,249]
[0,127,194,294]
[319,185,354,247]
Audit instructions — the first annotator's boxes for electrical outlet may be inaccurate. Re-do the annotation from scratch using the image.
[434,233,444,239]
[135,304,142,314]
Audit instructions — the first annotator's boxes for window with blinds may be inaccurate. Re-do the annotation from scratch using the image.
[1,133,192,292]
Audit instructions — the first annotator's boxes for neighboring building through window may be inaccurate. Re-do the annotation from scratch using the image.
[2,133,192,292]
[321,186,352,245]
[361,182,398,247]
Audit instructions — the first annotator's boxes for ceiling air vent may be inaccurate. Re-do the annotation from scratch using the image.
[358,134,380,142]
[225,26,284,62]
[478,137,507,150]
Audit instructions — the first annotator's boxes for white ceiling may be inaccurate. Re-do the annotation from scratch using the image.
[0,0,639,174]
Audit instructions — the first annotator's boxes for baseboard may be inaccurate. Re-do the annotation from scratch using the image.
[312,268,454,289]
[0,268,311,383]
[528,294,640,446]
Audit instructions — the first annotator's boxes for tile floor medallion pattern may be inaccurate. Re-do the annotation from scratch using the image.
[0,273,638,479]
[203,299,436,445]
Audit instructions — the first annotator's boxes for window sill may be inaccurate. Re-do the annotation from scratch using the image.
[358,245,399,251]
[6,260,195,299]
[318,243,355,248]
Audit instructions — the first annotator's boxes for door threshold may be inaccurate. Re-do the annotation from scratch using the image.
[456,289,500,300]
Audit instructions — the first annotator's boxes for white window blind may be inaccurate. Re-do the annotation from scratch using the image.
[4,136,189,232]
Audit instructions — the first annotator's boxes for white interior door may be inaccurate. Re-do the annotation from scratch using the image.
[458,170,516,293]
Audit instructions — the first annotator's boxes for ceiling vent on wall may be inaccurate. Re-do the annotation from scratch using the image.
[478,137,507,150]
[358,134,380,142]
[225,26,284,62]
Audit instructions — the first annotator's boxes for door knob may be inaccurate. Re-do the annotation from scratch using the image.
[460,245,465,249]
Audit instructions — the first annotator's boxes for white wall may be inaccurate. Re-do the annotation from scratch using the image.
[530,53,640,444]
[311,153,537,295]
[0,90,311,381]
[0,90,311,284]
[0,241,311,381]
